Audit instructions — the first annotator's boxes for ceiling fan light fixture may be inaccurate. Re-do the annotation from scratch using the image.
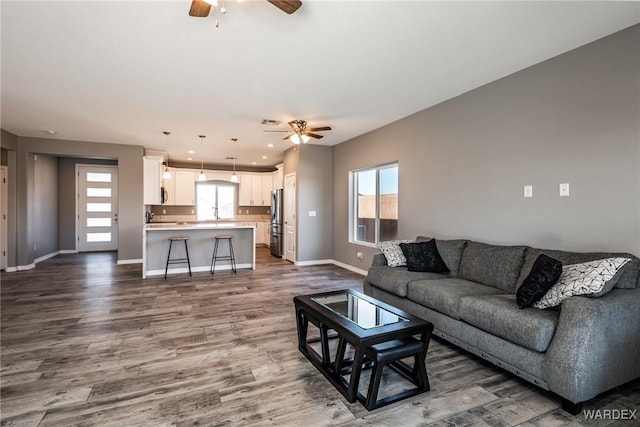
[289,134,301,144]
[301,134,310,143]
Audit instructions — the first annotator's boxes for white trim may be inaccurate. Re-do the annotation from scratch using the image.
[117,258,142,265]
[34,251,60,264]
[4,266,19,272]
[60,249,78,254]
[331,260,367,276]
[145,263,253,277]
[17,263,36,271]
[293,259,368,276]
[295,259,332,267]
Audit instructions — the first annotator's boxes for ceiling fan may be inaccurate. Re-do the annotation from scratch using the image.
[265,120,332,144]
[189,0,302,17]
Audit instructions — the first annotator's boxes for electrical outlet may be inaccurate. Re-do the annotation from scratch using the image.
[559,183,570,197]
[356,252,364,260]
[162,209,166,214]
[191,209,195,214]
[245,210,249,214]
[524,185,533,198]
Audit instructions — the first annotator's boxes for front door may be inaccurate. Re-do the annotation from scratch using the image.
[284,172,296,263]
[77,165,118,252]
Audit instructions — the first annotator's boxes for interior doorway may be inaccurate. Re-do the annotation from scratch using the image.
[284,172,296,263]
[77,165,119,252]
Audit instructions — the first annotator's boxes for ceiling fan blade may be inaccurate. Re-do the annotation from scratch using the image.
[189,0,212,17]
[263,130,289,132]
[306,133,324,139]
[282,133,294,140]
[267,0,302,14]
[307,126,332,132]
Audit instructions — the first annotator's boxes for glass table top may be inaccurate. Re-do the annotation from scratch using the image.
[311,292,408,329]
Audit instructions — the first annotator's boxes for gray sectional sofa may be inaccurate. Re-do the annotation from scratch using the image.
[362,237,640,413]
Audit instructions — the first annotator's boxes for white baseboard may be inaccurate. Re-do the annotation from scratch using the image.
[60,249,78,254]
[295,259,333,267]
[34,251,59,264]
[145,263,253,278]
[17,263,36,271]
[331,260,367,276]
[117,259,142,265]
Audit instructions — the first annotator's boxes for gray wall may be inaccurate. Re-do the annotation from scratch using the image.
[16,137,143,265]
[1,130,19,267]
[333,24,640,269]
[33,154,59,258]
[297,145,333,262]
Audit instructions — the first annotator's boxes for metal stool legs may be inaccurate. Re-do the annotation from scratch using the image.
[210,235,236,275]
[164,237,192,279]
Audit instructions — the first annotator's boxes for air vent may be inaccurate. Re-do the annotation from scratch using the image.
[261,119,281,126]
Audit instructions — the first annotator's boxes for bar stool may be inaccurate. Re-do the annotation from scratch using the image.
[164,237,192,279]
[210,235,236,275]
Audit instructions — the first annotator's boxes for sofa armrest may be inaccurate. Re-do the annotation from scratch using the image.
[371,253,388,267]
[542,288,640,404]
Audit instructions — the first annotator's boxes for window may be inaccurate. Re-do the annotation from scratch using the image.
[196,181,237,221]
[351,163,398,244]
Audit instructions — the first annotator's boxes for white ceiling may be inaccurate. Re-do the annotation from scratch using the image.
[2,1,639,168]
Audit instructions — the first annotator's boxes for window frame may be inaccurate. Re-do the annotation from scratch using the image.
[349,162,398,246]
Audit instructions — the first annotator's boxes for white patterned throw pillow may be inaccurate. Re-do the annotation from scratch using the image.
[533,257,630,309]
[377,240,413,267]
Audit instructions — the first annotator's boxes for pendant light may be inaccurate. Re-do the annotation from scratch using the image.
[162,131,172,179]
[230,138,239,182]
[198,135,207,181]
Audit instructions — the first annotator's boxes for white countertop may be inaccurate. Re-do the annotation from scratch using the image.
[144,222,256,231]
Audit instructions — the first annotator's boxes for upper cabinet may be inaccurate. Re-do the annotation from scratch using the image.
[174,170,197,205]
[239,173,274,206]
[143,156,163,205]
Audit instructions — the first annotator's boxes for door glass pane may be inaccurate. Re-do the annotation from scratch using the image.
[87,218,111,227]
[87,188,112,197]
[86,232,111,242]
[356,169,376,244]
[86,202,112,212]
[379,166,398,241]
[86,172,112,183]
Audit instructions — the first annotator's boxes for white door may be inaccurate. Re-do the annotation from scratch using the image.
[77,165,118,252]
[284,173,296,263]
[0,166,7,270]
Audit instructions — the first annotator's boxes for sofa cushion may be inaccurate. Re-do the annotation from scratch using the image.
[365,266,448,297]
[399,240,450,273]
[533,258,632,309]
[407,278,502,319]
[459,294,559,352]
[377,240,413,267]
[516,248,639,290]
[516,254,563,308]
[458,242,526,293]
[415,237,467,276]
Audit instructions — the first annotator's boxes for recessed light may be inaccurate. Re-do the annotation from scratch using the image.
[187,150,196,154]
[262,155,268,159]
[187,157,193,161]
[267,143,274,148]
[252,162,257,165]
[44,130,57,135]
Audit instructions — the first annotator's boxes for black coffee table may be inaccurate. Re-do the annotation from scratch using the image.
[293,289,433,409]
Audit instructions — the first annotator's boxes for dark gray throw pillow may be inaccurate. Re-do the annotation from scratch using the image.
[399,240,450,273]
[516,254,562,308]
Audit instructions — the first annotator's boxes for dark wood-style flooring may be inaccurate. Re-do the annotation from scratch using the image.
[1,248,639,426]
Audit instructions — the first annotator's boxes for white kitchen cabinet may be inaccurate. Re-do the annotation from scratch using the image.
[143,156,163,205]
[261,174,273,206]
[174,170,197,205]
[264,222,271,247]
[256,222,265,245]
[239,174,271,206]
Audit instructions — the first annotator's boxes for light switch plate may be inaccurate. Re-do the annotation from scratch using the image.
[309,210,316,217]
[559,183,570,197]
[524,185,533,198]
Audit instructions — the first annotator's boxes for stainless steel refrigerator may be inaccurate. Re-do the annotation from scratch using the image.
[270,189,284,257]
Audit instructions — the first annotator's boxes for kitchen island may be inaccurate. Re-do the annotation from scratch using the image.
[143,222,255,278]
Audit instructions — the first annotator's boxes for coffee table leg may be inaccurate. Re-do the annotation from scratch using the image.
[346,347,365,402]
[319,324,331,367]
